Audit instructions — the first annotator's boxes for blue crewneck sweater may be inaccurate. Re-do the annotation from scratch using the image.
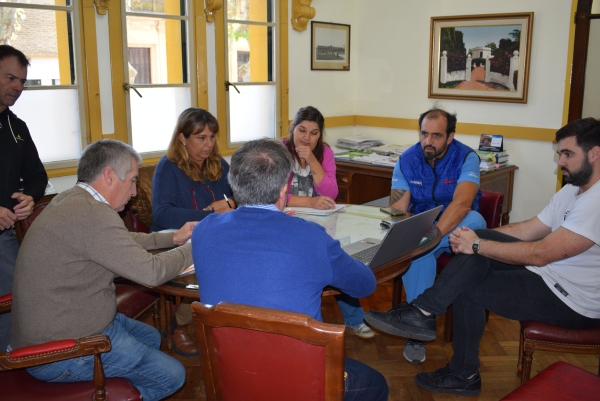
[151,156,233,231]
[192,207,376,322]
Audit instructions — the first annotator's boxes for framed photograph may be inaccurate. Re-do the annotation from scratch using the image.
[429,13,533,103]
[311,21,350,71]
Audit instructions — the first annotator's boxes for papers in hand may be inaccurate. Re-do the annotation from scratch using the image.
[178,264,195,276]
[284,204,346,216]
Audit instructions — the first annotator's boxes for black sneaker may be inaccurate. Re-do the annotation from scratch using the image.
[364,303,436,341]
[414,364,481,396]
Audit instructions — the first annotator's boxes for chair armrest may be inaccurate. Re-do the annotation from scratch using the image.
[122,210,150,233]
[0,334,111,370]
[0,293,11,313]
[478,189,504,229]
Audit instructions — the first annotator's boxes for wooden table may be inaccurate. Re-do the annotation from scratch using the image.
[335,160,518,225]
[154,206,441,351]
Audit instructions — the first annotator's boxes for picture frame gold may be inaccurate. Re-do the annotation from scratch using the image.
[311,21,350,71]
[429,12,534,103]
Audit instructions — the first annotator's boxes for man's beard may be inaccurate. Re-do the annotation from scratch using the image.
[562,156,593,186]
[421,144,447,161]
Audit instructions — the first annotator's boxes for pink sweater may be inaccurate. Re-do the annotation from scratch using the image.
[286,145,338,202]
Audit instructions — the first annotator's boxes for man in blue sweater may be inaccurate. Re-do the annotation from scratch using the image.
[192,138,388,401]
[366,107,486,364]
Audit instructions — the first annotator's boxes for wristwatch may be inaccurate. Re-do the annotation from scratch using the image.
[472,239,481,254]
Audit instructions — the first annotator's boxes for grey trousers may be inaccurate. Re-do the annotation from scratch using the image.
[0,229,18,351]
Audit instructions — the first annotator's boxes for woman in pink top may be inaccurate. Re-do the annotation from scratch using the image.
[284,106,338,210]
[284,106,375,339]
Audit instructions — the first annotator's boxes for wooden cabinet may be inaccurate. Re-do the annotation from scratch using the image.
[335,161,518,225]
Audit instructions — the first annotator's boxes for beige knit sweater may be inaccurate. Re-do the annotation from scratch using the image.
[10,186,192,349]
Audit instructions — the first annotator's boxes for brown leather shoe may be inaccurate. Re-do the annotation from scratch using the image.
[172,325,198,358]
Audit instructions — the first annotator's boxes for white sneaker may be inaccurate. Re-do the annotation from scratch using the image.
[352,323,375,339]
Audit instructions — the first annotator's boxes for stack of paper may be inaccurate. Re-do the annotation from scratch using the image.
[284,204,346,216]
[476,150,509,171]
[369,144,412,156]
[336,136,383,151]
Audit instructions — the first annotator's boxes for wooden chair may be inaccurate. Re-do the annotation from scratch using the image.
[502,361,600,401]
[122,164,156,233]
[517,321,600,384]
[14,194,57,244]
[191,301,346,401]
[0,294,141,401]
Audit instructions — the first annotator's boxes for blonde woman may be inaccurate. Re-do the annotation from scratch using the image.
[151,108,235,357]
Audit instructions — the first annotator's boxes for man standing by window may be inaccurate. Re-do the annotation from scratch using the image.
[0,45,47,351]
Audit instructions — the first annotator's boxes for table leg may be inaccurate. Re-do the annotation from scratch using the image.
[164,294,174,353]
[392,276,403,307]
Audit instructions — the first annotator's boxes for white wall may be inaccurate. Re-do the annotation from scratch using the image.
[288,0,357,118]
[287,0,573,222]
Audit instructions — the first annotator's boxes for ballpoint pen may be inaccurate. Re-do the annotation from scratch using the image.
[224,194,232,208]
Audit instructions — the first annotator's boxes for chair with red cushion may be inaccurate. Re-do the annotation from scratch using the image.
[121,164,156,234]
[0,294,142,401]
[501,361,600,401]
[191,301,345,401]
[14,194,57,244]
[517,321,600,384]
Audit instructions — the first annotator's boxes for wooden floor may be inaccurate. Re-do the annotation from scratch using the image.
[154,281,599,401]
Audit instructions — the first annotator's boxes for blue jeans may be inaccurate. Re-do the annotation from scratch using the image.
[335,293,364,327]
[27,313,185,401]
[0,229,18,352]
[402,210,486,302]
[412,229,600,378]
[344,357,389,401]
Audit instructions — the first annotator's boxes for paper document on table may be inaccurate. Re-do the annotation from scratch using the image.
[284,204,346,216]
[158,229,191,243]
[178,264,195,277]
[344,205,387,219]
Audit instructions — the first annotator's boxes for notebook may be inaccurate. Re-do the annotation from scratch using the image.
[342,206,443,269]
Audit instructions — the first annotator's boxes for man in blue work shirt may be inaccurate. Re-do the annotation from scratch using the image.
[366,107,486,364]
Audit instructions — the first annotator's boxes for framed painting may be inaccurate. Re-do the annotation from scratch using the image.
[429,13,534,103]
[311,21,350,71]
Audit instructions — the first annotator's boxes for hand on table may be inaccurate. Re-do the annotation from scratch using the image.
[310,196,336,210]
[449,226,479,254]
[173,221,198,246]
[12,192,34,221]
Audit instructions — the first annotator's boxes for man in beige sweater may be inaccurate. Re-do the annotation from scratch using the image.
[10,139,195,401]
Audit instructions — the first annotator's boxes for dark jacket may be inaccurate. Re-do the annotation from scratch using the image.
[0,108,47,213]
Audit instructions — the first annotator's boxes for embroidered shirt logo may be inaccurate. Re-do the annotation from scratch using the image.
[409,180,422,185]
[443,178,455,185]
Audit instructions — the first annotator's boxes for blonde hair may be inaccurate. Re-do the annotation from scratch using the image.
[166,108,222,183]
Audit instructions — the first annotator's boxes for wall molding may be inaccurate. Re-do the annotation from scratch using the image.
[327,115,557,142]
